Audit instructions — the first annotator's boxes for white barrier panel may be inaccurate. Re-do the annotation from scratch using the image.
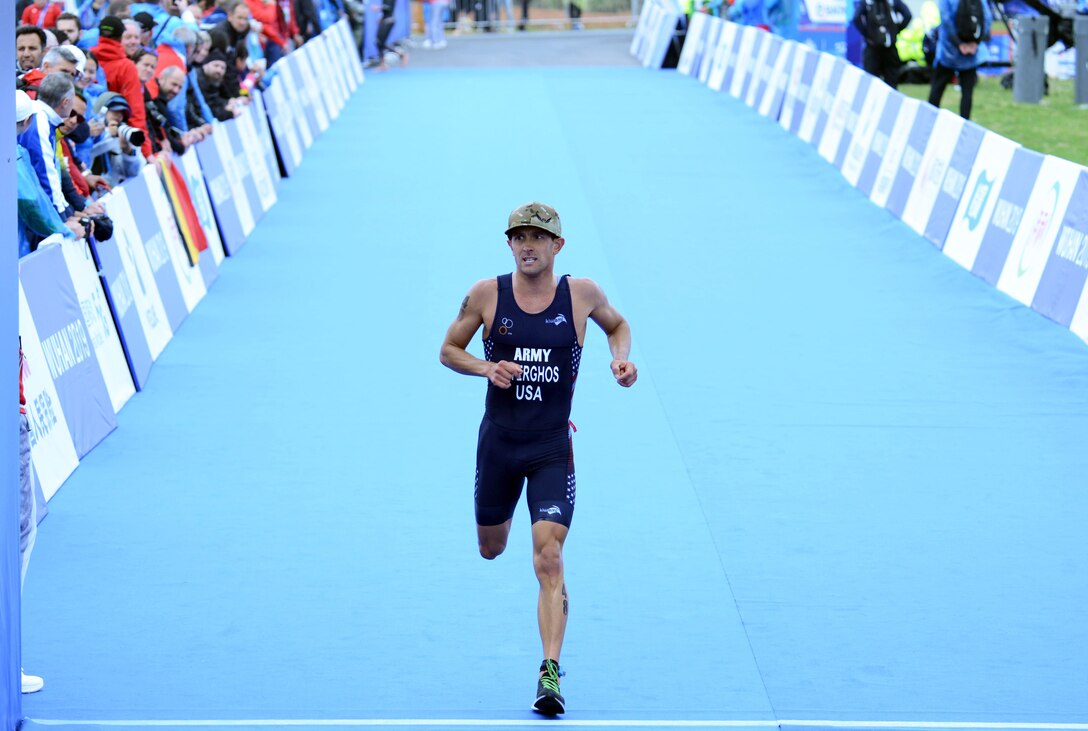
[263,76,304,175]
[900,111,971,240]
[706,21,739,92]
[19,282,79,500]
[996,156,1084,306]
[884,101,938,219]
[854,88,903,197]
[139,165,208,314]
[1030,169,1088,332]
[223,119,267,228]
[841,78,891,186]
[294,47,331,133]
[250,91,284,189]
[832,73,872,170]
[310,36,345,119]
[20,243,117,461]
[633,0,682,69]
[728,25,760,99]
[100,187,173,362]
[698,17,724,85]
[335,19,365,87]
[630,0,655,60]
[869,96,919,209]
[810,56,846,149]
[779,44,816,135]
[678,11,710,77]
[797,52,837,144]
[59,238,135,414]
[275,59,315,150]
[964,146,1045,285]
[818,61,863,164]
[942,132,1022,272]
[747,34,781,109]
[758,39,795,119]
[236,107,279,214]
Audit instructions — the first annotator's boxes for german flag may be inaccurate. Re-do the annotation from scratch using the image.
[154,154,208,265]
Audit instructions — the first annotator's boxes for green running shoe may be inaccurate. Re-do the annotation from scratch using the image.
[532,659,566,716]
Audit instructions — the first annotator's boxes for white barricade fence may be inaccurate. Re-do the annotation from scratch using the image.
[20,18,367,504]
[796,52,836,145]
[630,0,682,69]
[677,11,710,77]
[744,33,778,109]
[817,61,864,165]
[707,21,740,92]
[840,78,892,186]
[757,39,795,120]
[698,17,724,86]
[727,25,760,99]
[882,101,938,219]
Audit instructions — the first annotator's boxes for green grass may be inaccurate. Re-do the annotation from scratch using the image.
[899,78,1088,167]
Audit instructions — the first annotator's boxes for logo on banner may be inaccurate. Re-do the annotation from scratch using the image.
[80,287,114,350]
[964,171,995,231]
[1017,181,1060,277]
[1055,226,1088,269]
[26,390,59,448]
[41,320,92,380]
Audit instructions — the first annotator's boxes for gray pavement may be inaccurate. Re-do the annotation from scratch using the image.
[391,28,641,67]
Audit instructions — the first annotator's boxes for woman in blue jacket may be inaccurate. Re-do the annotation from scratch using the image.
[927,0,992,119]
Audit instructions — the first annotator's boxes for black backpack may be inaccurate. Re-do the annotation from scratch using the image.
[865,0,897,48]
[955,0,985,43]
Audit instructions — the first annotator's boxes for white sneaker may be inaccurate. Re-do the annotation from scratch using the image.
[21,671,44,694]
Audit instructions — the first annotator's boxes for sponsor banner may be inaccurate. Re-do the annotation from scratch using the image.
[807,55,845,149]
[249,90,284,189]
[19,282,79,500]
[883,101,938,218]
[698,16,724,85]
[179,149,227,267]
[285,52,327,138]
[275,57,315,150]
[728,25,761,99]
[224,119,267,228]
[322,25,354,95]
[235,107,279,213]
[99,186,173,365]
[968,147,1045,285]
[263,75,304,175]
[707,21,739,92]
[20,244,116,460]
[832,72,872,170]
[296,45,331,132]
[995,156,1084,306]
[841,77,890,184]
[921,121,986,249]
[899,109,966,236]
[138,165,208,313]
[818,61,863,164]
[758,39,795,119]
[59,237,136,414]
[942,132,1021,272]
[309,36,345,118]
[869,95,919,207]
[748,34,783,109]
[336,19,365,87]
[786,45,819,136]
[798,0,848,56]
[630,0,654,59]
[778,43,812,132]
[797,52,837,144]
[678,11,709,76]
[640,0,682,69]
[854,88,903,197]
[196,124,256,253]
[678,11,708,77]
[122,168,190,332]
[1031,170,1088,328]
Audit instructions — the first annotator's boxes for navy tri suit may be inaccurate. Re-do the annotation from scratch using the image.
[476,274,583,528]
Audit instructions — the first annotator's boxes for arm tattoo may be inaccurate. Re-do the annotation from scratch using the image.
[562,584,568,616]
[457,295,469,320]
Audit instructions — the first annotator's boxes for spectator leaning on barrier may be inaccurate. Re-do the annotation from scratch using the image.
[87,91,146,187]
[16,89,80,255]
[187,30,217,127]
[16,26,47,75]
[853,0,912,88]
[927,0,991,119]
[147,66,189,153]
[94,15,154,156]
[18,73,76,220]
[195,47,238,120]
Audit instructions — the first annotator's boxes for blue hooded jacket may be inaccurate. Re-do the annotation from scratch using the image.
[934,0,992,70]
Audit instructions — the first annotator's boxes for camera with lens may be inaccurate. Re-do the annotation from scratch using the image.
[118,123,145,147]
[77,214,115,241]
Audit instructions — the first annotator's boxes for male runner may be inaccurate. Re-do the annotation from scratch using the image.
[439,202,637,716]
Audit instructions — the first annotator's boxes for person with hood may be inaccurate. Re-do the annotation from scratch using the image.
[195,48,238,121]
[92,15,153,157]
[927,0,991,119]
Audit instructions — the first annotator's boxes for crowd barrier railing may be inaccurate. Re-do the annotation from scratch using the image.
[18,18,364,506]
[640,10,1088,348]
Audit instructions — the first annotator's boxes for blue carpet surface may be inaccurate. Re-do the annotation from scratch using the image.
[20,68,1088,729]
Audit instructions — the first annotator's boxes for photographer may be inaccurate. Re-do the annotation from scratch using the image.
[148,66,190,154]
[87,91,147,188]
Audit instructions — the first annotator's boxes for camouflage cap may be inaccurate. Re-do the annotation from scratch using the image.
[505,202,562,238]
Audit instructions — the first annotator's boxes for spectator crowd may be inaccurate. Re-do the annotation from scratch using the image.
[13,0,345,257]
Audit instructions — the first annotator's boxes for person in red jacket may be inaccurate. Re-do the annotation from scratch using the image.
[92,15,153,159]
[244,0,292,67]
[20,0,64,29]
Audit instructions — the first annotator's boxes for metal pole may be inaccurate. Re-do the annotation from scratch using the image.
[1076,14,1088,106]
[1013,14,1048,103]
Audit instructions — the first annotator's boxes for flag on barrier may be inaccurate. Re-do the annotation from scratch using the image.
[138,165,208,315]
[154,155,209,266]
[20,243,117,462]
[178,149,227,268]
